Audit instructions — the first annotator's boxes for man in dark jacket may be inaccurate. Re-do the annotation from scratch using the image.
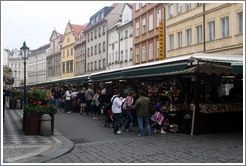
[134,90,152,137]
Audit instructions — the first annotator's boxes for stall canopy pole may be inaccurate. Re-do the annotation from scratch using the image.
[193,59,200,135]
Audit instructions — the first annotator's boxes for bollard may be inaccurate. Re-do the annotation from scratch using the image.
[40,114,52,136]
[16,99,21,109]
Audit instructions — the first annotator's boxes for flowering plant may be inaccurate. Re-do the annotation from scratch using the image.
[25,87,57,115]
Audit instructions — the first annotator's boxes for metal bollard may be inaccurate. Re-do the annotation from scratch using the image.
[40,114,52,136]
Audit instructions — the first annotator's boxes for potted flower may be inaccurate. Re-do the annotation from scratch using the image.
[24,87,57,135]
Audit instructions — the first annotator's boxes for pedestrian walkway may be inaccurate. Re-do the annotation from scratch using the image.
[3,109,73,163]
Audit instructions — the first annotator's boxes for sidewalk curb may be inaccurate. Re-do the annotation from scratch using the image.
[26,131,74,163]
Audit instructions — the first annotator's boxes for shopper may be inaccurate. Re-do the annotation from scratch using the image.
[111,91,123,135]
[134,90,152,137]
[64,88,72,113]
[122,90,136,131]
[78,88,86,115]
[93,90,101,120]
[85,85,94,115]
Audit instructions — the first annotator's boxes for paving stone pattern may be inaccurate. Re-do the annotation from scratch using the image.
[47,132,243,163]
[3,109,61,163]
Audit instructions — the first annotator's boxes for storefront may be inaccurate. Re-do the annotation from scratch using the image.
[90,53,243,135]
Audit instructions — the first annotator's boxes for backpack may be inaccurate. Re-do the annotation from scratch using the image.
[109,96,117,111]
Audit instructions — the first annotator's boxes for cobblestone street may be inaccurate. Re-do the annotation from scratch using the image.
[48,112,243,163]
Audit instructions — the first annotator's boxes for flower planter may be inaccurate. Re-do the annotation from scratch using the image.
[24,114,54,135]
[24,115,41,135]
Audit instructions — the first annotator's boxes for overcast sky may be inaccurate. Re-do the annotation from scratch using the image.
[1,1,117,50]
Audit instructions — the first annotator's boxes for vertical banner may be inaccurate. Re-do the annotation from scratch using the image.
[159,21,164,60]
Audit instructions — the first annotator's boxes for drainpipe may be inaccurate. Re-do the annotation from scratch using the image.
[203,3,206,53]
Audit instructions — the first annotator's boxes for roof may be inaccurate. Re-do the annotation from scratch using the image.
[69,23,87,38]
[59,34,64,42]
[30,43,50,55]
[111,3,119,7]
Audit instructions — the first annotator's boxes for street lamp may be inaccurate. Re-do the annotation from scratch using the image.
[20,41,29,131]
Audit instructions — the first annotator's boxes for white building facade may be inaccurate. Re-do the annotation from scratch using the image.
[108,3,133,70]
[28,44,50,85]
[3,49,9,67]
[8,48,27,87]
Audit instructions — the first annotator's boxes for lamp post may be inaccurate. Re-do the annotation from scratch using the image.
[20,41,29,131]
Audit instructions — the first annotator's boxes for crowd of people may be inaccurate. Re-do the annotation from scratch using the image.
[47,84,176,137]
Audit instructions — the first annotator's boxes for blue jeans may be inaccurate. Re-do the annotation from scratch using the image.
[86,100,92,115]
[137,116,152,136]
[64,100,71,113]
[123,110,132,129]
[54,99,60,108]
[113,113,121,134]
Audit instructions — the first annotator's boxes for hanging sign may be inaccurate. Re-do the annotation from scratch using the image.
[159,21,164,60]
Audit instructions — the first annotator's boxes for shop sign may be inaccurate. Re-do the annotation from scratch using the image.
[159,21,164,60]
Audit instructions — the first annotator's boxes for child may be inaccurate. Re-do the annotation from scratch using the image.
[151,100,169,134]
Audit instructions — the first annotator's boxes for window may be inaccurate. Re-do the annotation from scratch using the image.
[67,49,69,56]
[19,64,21,68]
[109,53,111,64]
[115,51,118,62]
[238,12,243,34]
[169,34,174,50]
[67,37,70,43]
[157,9,161,27]
[125,30,128,39]
[136,48,139,63]
[136,22,139,36]
[196,3,202,7]
[88,34,90,42]
[91,32,93,40]
[99,43,101,53]
[96,16,99,22]
[169,5,174,18]
[95,45,97,55]
[121,50,123,62]
[103,25,106,35]
[99,27,101,37]
[91,62,93,71]
[71,48,73,56]
[63,50,65,58]
[186,3,191,11]
[66,61,69,73]
[91,47,93,56]
[221,17,229,38]
[149,14,153,31]
[112,52,114,63]
[157,41,159,58]
[125,49,128,61]
[87,63,90,71]
[95,29,97,39]
[70,60,73,72]
[208,21,215,41]
[142,46,146,62]
[142,3,146,7]
[177,3,182,15]
[91,19,94,25]
[130,27,133,37]
[103,59,105,68]
[196,25,202,44]
[142,18,146,34]
[136,3,139,11]
[186,28,192,46]
[101,12,104,19]
[18,72,20,78]
[103,42,106,52]
[11,64,13,69]
[88,48,90,57]
[94,61,97,70]
[177,31,182,48]
[130,48,133,61]
[99,60,101,69]
[149,43,153,60]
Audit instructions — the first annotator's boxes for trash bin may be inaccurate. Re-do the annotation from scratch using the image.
[40,114,52,136]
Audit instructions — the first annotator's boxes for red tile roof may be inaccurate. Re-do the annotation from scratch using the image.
[69,23,87,38]
[59,33,64,42]
[111,3,119,7]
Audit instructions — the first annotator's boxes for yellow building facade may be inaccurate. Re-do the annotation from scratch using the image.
[165,3,243,58]
[61,22,86,78]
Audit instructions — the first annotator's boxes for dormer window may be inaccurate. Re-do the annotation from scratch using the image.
[92,19,94,25]
[96,16,99,22]
[101,12,104,19]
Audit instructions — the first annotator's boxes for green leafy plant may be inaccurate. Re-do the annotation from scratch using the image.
[25,87,57,115]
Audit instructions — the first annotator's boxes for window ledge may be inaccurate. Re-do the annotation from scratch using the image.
[148,29,154,33]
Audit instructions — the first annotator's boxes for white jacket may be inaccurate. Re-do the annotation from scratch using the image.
[111,95,122,114]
